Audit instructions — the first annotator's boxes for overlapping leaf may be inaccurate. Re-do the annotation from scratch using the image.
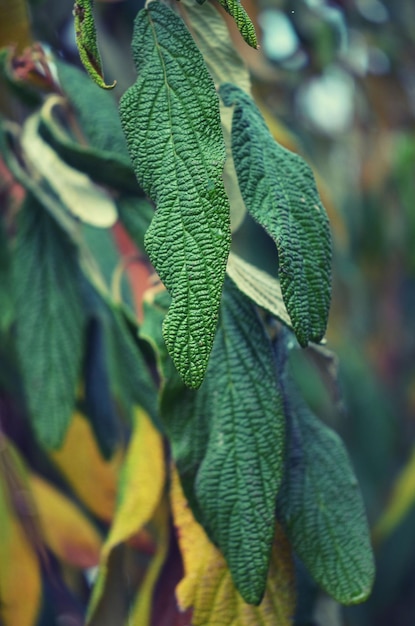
[220,84,332,347]
[119,1,231,388]
[12,195,85,448]
[275,336,375,605]
[181,0,251,232]
[87,408,165,622]
[160,278,285,604]
[171,468,295,625]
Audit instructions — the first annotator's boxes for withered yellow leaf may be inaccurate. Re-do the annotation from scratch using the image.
[87,408,165,622]
[0,452,41,626]
[171,468,295,626]
[30,473,102,568]
[50,412,122,522]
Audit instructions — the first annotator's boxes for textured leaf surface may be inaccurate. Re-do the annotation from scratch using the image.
[87,408,165,621]
[171,468,295,625]
[30,474,102,568]
[161,279,285,604]
[119,1,231,388]
[13,196,85,448]
[226,252,292,328]
[50,412,122,522]
[73,0,115,88]
[215,0,258,49]
[181,0,251,232]
[220,84,332,346]
[277,342,375,604]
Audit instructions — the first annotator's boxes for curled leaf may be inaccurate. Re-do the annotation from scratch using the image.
[73,0,116,89]
[215,0,258,49]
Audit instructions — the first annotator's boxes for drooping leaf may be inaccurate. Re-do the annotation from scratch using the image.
[50,412,122,522]
[275,336,375,605]
[226,251,292,329]
[22,111,118,228]
[171,467,295,625]
[220,84,332,347]
[161,278,286,604]
[73,0,115,89]
[87,408,165,622]
[29,473,102,569]
[214,0,258,49]
[373,445,415,543]
[12,195,85,448]
[181,0,251,232]
[40,69,138,191]
[119,1,231,388]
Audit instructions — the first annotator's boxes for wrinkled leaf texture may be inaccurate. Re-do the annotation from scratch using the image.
[13,195,85,448]
[160,278,285,605]
[220,84,331,347]
[275,334,375,605]
[119,1,231,389]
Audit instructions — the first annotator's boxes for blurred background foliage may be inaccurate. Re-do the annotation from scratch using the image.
[1,0,415,624]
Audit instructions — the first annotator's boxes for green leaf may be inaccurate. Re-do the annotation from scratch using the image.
[12,195,85,448]
[181,0,251,232]
[73,0,115,89]
[119,2,231,388]
[214,0,258,49]
[160,278,286,605]
[0,218,14,334]
[220,84,332,347]
[276,336,375,605]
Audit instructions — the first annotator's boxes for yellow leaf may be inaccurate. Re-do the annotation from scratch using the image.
[0,463,41,626]
[87,408,165,622]
[29,473,102,568]
[128,496,170,626]
[50,412,122,522]
[373,446,415,543]
[171,468,296,626]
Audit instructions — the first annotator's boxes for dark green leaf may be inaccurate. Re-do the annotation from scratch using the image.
[116,194,154,253]
[160,278,286,604]
[119,1,231,389]
[12,195,85,448]
[276,336,375,605]
[220,84,332,347]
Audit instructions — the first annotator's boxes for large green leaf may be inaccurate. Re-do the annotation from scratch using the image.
[275,336,375,605]
[220,84,332,347]
[160,278,286,605]
[12,195,85,448]
[119,1,231,389]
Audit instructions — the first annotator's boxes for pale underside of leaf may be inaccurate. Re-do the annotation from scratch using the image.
[220,84,332,347]
[119,1,231,388]
[21,111,118,228]
[226,251,292,329]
